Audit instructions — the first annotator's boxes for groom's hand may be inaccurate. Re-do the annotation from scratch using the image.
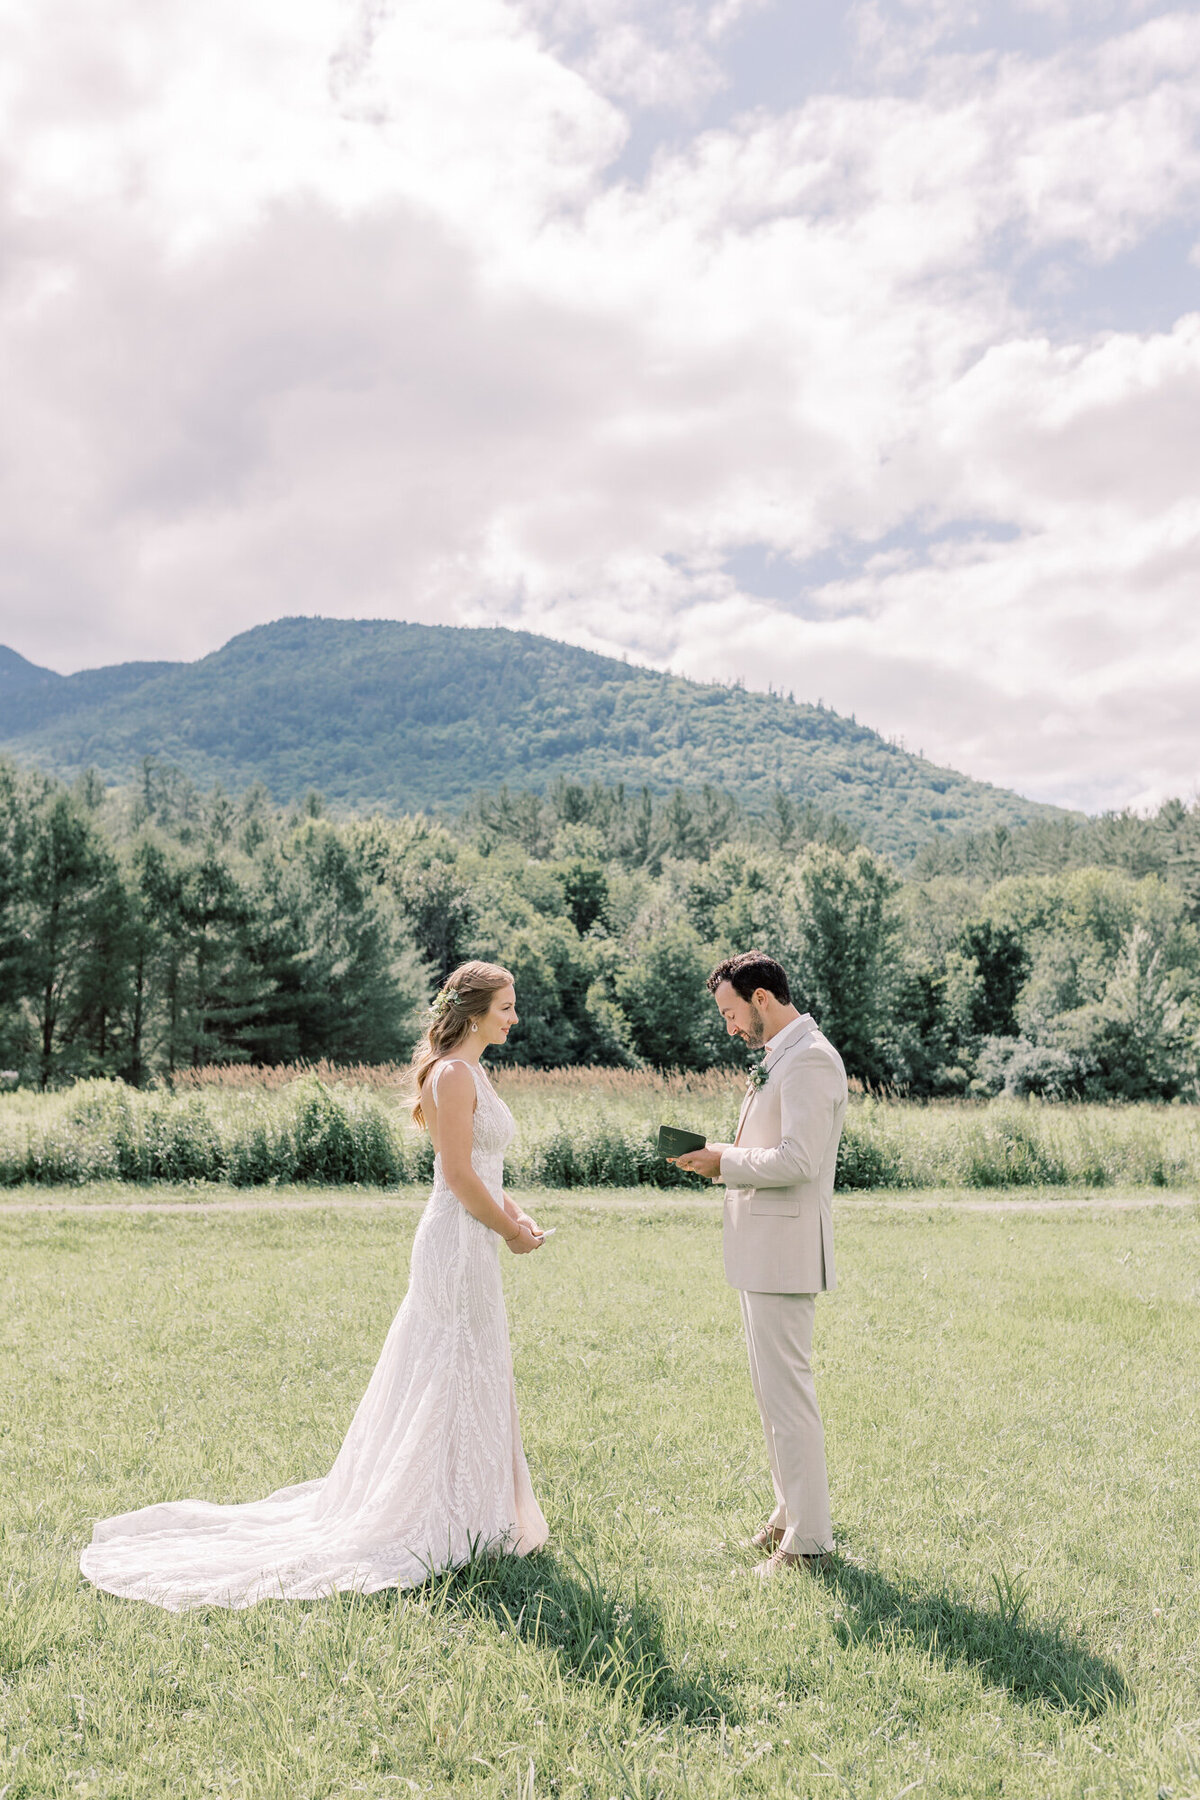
[673,1144,725,1180]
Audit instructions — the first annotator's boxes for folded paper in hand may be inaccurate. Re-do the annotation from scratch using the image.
[657,1125,706,1159]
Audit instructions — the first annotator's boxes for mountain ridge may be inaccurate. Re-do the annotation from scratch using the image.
[0,615,1070,859]
[0,646,60,691]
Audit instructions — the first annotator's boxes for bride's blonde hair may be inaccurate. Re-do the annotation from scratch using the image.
[410,960,514,1128]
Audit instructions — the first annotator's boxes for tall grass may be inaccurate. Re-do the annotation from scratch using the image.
[1,1079,429,1190]
[169,1058,413,1094]
[835,1094,1200,1190]
[167,1060,741,1101]
[1,1072,1199,1190]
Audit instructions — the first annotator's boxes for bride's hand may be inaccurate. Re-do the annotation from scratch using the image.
[504,1190,541,1240]
[505,1221,543,1255]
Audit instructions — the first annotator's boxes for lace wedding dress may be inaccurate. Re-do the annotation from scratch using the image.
[80,1060,548,1611]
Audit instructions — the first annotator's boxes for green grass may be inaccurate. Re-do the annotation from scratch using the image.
[2,1196,1199,1797]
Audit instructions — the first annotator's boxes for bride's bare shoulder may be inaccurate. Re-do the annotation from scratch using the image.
[423,1059,476,1104]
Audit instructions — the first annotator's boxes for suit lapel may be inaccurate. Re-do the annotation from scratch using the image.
[761,1016,816,1080]
[733,1017,817,1145]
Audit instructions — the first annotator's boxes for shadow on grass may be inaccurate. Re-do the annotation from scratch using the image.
[820,1554,1129,1717]
[417,1546,736,1727]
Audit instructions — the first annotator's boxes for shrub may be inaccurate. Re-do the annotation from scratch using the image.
[956,1106,1069,1187]
[835,1116,912,1190]
[285,1081,403,1186]
[1003,1043,1082,1101]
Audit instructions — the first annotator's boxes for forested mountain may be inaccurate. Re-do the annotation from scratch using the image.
[911,804,1200,888]
[0,617,1066,861]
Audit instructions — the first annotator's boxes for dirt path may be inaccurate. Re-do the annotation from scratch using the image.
[842,1192,1199,1214]
[0,1190,1195,1217]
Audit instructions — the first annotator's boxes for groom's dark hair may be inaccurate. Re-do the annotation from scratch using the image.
[707,951,791,1005]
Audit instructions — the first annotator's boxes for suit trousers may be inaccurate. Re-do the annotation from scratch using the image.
[739,1289,833,1556]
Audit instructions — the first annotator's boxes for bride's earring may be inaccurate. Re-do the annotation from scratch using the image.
[470,1022,478,1033]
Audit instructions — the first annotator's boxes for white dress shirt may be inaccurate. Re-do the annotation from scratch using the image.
[762,1013,809,1059]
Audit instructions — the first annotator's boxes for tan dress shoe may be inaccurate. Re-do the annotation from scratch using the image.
[743,1526,785,1551]
[753,1549,801,1578]
[753,1548,831,1579]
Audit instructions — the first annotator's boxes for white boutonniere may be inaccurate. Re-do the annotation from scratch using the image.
[746,1060,769,1095]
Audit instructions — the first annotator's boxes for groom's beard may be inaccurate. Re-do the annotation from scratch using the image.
[740,1003,768,1048]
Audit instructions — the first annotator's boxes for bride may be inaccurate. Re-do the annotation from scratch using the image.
[80,961,550,1610]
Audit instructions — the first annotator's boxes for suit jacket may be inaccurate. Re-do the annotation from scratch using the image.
[718,1014,847,1295]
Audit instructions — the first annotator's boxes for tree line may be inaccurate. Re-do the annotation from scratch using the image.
[2,756,1198,1100]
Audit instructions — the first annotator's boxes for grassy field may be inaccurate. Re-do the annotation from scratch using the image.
[4,1069,1200,1191]
[1,1192,1198,1798]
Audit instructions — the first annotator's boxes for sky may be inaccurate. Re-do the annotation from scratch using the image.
[1,0,1199,814]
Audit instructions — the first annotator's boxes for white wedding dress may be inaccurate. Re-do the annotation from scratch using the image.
[80,1060,548,1611]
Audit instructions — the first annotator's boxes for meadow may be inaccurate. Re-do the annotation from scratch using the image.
[2,1066,1200,1192]
[1,1192,1198,1798]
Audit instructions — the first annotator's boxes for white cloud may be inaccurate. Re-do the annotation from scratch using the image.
[1,0,1199,812]
[512,0,767,111]
[1,0,623,250]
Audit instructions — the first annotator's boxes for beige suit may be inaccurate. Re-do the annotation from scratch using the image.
[718,1014,847,1555]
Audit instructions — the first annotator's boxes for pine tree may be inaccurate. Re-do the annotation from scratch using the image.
[10,784,117,1086]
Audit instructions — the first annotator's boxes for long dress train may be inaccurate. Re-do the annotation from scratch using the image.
[79,1060,548,1610]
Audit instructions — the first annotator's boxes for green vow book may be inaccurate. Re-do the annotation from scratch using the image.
[657,1125,706,1159]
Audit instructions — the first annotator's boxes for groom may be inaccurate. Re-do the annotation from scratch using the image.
[674,951,847,1577]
